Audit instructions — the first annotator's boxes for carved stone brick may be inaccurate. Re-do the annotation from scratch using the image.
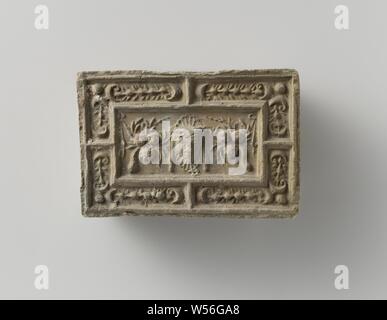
[77,70,300,218]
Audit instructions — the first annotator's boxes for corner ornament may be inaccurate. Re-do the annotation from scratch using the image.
[89,82,181,139]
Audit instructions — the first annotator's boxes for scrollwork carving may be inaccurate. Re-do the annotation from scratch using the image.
[105,83,181,102]
[199,81,289,138]
[79,71,299,217]
[197,187,272,204]
[92,151,110,204]
[91,147,185,207]
[106,187,184,207]
[90,84,109,138]
[268,83,288,137]
[88,82,182,139]
[269,150,288,204]
[196,150,289,205]
[201,82,266,101]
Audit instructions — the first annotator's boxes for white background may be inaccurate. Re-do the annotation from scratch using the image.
[0,0,386,299]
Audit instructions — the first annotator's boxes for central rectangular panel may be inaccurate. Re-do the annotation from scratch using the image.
[112,103,265,182]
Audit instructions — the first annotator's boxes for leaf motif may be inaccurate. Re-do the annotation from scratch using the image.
[126,144,138,150]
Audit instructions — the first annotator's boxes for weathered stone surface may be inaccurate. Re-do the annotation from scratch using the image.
[77,70,300,218]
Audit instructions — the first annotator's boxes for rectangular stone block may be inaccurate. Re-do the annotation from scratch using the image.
[77,70,300,218]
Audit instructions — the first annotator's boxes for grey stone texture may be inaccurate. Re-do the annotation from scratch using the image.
[77,70,300,218]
